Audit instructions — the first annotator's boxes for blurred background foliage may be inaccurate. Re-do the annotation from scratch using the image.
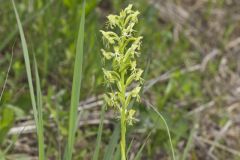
[1,0,240,159]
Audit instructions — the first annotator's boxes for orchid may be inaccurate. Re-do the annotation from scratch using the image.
[100,4,143,160]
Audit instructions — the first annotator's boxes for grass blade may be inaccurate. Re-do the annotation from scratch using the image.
[0,0,53,52]
[0,44,14,102]
[92,105,106,160]
[34,56,45,160]
[126,138,134,158]
[65,1,85,159]
[11,0,45,159]
[133,132,152,160]
[146,102,176,160]
[181,116,198,160]
[103,124,120,160]
[113,145,121,160]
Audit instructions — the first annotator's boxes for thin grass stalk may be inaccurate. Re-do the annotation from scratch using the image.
[34,56,45,160]
[147,102,176,160]
[92,105,106,160]
[0,45,14,102]
[65,1,85,159]
[133,131,152,160]
[11,0,45,159]
[126,138,134,158]
[103,124,120,160]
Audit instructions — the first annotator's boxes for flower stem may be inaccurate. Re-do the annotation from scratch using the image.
[120,71,126,160]
[120,107,126,160]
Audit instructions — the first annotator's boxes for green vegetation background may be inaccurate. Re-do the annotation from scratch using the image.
[1,0,239,159]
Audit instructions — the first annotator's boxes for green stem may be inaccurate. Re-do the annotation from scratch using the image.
[120,71,126,160]
[120,107,126,160]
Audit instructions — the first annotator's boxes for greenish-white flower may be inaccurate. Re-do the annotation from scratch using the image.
[101,4,143,125]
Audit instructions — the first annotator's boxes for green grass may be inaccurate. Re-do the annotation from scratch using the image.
[147,102,176,160]
[65,1,85,159]
[0,47,13,103]
[12,0,45,159]
[92,104,106,160]
[34,56,45,160]
[103,124,120,160]
[133,131,152,160]
[9,1,179,159]
[1,0,238,159]
[0,1,53,52]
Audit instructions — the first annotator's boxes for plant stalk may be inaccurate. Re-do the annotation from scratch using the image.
[120,71,126,160]
[120,107,126,160]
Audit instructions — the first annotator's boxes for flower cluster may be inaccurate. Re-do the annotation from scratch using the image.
[101,4,143,125]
